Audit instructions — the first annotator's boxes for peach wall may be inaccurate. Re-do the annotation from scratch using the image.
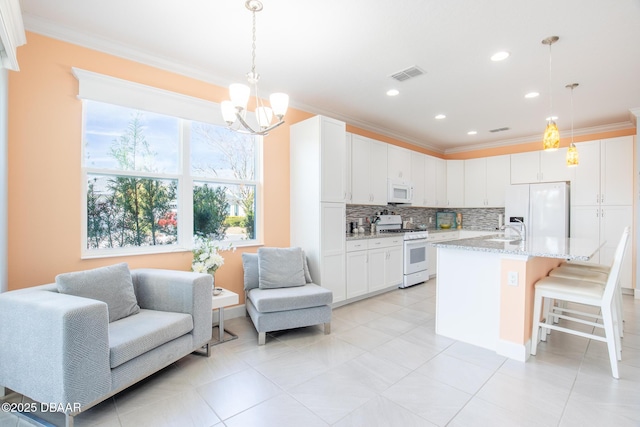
[6,32,314,295]
[345,125,442,158]
[499,257,561,344]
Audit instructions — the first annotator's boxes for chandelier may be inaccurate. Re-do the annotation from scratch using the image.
[566,83,579,166]
[221,0,289,135]
[542,36,560,151]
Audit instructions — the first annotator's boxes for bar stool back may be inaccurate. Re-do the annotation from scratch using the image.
[530,226,630,378]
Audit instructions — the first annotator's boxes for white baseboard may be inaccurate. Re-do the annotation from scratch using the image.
[496,339,530,362]
[212,304,246,325]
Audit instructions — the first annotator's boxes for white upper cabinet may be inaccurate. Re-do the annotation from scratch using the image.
[510,152,539,184]
[510,148,570,184]
[351,134,388,205]
[344,133,353,203]
[600,136,633,206]
[570,140,601,206]
[465,155,510,207]
[410,151,426,207]
[464,158,486,207]
[540,148,572,182]
[387,145,412,181]
[485,155,511,206]
[435,157,447,207]
[319,117,347,202]
[424,155,447,207]
[370,140,389,204]
[571,136,633,207]
[424,155,437,207]
[290,115,346,203]
[446,160,464,207]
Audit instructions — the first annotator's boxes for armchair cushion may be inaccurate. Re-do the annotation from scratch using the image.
[258,247,306,289]
[56,263,140,322]
[242,253,260,291]
[108,309,193,368]
[247,283,333,313]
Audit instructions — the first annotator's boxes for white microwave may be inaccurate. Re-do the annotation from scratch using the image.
[387,179,413,204]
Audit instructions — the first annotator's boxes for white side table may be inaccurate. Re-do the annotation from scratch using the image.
[211,288,239,345]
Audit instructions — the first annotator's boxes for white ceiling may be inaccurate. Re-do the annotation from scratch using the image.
[19,0,640,153]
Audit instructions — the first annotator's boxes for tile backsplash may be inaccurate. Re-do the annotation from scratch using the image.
[346,204,505,232]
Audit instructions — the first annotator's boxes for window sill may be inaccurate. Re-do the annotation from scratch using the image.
[81,240,264,259]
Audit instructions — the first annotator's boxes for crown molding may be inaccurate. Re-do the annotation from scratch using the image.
[443,121,636,155]
[293,104,444,153]
[629,107,640,126]
[0,0,26,70]
[23,13,234,87]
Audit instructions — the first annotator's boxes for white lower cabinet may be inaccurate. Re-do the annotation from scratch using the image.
[571,205,633,290]
[345,244,368,299]
[346,237,403,299]
[427,231,459,278]
[384,245,403,290]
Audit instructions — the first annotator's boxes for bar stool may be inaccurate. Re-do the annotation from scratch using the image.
[530,227,629,378]
[547,227,630,337]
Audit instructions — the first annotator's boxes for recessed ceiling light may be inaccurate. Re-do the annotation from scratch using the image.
[525,92,540,98]
[386,89,399,96]
[435,114,446,120]
[545,116,558,121]
[467,131,477,135]
[491,51,510,61]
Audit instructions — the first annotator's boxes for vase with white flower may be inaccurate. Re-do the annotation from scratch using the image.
[191,237,235,290]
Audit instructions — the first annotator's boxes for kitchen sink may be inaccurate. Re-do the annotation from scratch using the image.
[485,237,521,242]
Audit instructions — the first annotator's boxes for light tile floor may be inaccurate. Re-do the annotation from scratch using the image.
[3,279,640,427]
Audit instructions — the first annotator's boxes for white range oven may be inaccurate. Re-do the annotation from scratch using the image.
[376,215,429,288]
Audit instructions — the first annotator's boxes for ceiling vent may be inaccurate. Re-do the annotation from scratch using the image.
[489,127,511,133]
[390,66,425,82]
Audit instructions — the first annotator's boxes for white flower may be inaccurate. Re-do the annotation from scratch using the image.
[192,262,207,273]
[191,237,233,275]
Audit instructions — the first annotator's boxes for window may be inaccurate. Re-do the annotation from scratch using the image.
[77,69,261,257]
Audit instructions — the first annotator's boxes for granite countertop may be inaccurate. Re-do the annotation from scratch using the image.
[346,231,394,241]
[431,235,604,261]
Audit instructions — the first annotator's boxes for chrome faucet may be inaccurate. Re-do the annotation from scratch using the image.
[501,218,526,241]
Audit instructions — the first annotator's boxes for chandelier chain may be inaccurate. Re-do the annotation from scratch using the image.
[251,8,257,77]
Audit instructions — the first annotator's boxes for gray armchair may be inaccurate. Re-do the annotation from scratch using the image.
[0,266,212,427]
[242,247,332,345]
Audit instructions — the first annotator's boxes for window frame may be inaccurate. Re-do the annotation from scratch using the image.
[75,68,263,259]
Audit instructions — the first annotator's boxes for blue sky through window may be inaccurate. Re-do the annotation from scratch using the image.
[83,100,180,173]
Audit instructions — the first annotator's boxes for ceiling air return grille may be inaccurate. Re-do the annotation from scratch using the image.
[489,127,510,133]
[390,66,425,82]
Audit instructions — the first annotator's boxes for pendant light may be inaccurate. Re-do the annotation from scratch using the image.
[221,0,289,135]
[566,83,579,167]
[542,36,560,151]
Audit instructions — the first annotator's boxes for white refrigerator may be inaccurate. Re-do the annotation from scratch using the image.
[504,182,570,239]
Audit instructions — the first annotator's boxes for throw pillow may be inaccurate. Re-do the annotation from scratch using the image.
[242,253,260,291]
[301,250,313,283]
[258,247,306,289]
[56,263,140,322]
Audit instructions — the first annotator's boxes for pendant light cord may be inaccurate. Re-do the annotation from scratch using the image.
[570,86,574,144]
[548,43,553,121]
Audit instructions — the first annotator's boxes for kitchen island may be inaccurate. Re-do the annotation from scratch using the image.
[431,235,604,361]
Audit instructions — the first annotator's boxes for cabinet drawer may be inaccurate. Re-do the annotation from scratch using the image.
[346,240,368,252]
[368,237,403,249]
[427,231,459,242]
